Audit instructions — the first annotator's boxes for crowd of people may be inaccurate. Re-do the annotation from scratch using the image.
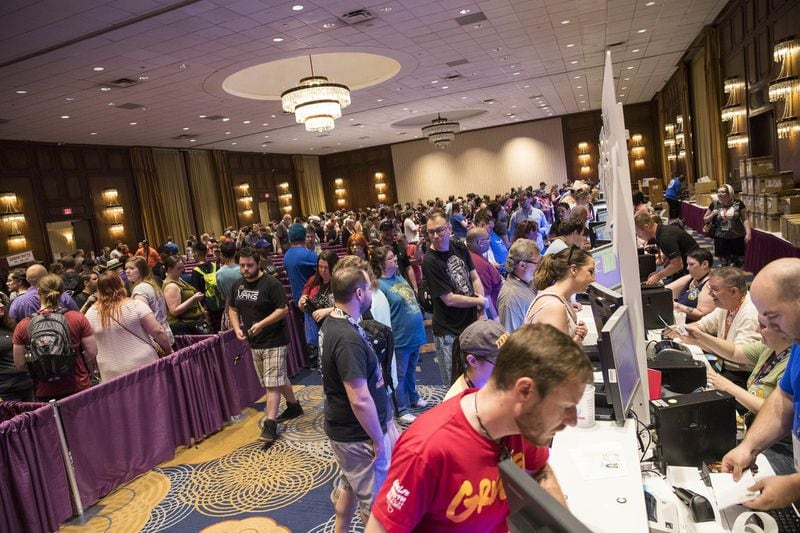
[3,174,800,531]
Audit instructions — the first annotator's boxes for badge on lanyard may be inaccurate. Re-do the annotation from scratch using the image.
[688,288,699,301]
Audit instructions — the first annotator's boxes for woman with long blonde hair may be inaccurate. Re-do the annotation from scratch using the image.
[85,271,172,381]
[125,256,174,347]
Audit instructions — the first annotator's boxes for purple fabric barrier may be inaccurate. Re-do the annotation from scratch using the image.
[219,329,266,410]
[57,357,181,506]
[0,402,74,533]
[744,228,800,275]
[680,201,705,233]
[166,335,237,441]
[173,334,215,350]
[286,305,306,376]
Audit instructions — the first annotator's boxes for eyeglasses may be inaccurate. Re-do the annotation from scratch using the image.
[427,225,448,237]
[522,259,539,266]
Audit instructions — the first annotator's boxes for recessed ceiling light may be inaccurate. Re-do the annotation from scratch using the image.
[90,132,97,135]
[138,75,149,80]
[561,20,570,24]
[61,115,70,119]
[129,122,137,125]
[626,66,635,70]
[488,100,494,104]
[262,123,268,126]
[577,85,583,88]
[472,24,482,29]
[271,114,276,118]
[582,108,587,110]
[622,86,628,90]
[107,102,115,106]
[442,86,449,89]
[574,76,581,79]
[93,66,104,71]
[548,113,552,116]
[189,139,196,142]
[461,96,468,99]
[182,127,189,131]
[199,114,207,118]
[459,9,471,15]
[579,94,583,97]
[100,87,111,91]
[243,120,251,124]
[264,135,270,138]
[512,105,517,108]
[566,43,575,48]
[624,77,631,81]
[225,131,231,135]
[431,80,438,84]
[15,90,27,94]
[65,97,75,101]
[523,85,530,88]
[512,72,520,76]
[645,1,655,5]
[292,4,304,11]
[309,148,314,151]
[580,100,586,103]
[179,63,188,70]
[222,117,230,122]
[272,37,284,42]
[637,29,647,33]
[380,6,392,12]
[571,60,578,64]
[322,22,335,28]
[231,142,237,145]
[292,138,298,141]
[619,94,625,97]
[377,99,383,102]
[632,49,640,53]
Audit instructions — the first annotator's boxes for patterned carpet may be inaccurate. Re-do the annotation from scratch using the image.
[60,342,444,533]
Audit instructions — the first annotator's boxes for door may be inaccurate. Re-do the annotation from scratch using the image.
[71,219,96,255]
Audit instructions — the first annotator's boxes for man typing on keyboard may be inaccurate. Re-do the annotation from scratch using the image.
[721,258,800,510]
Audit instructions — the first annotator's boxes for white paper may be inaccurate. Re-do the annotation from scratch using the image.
[569,442,629,480]
[709,471,760,510]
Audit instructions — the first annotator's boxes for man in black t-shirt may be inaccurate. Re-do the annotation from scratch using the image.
[229,247,302,448]
[422,211,489,386]
[378,220,418,293]
[320,263,394,531]
[635,214,699,285]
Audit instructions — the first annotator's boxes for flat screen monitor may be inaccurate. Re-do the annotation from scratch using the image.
[598,305,642,427]
[499,458,593,533]
[586,282,624,334]
[588,221,610,248]
[638,254,657,282]
[590,243,621,291]
[593,202,607,222]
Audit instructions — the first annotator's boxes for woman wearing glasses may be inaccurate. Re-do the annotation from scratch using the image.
[497,239,541,333]
[524,246,594,344]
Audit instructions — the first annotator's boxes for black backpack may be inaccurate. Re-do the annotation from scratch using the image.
[62,272,81,296]
[416,278,434,314]
[361,319,395,393]
[25,309,76,382]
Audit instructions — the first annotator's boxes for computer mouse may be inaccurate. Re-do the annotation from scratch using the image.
[689,494,715,523]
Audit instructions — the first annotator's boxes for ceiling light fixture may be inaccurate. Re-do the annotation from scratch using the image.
[129,122,137,125]
[61,115,69,119]
[292,4,304,10]
[422,114,460,149]
[323,22,335,28]
[459,9,471,14]
[566,44,575,48]
[561,20,570,24]
[273,37,284,42]
[646,1,655,5]
[90,132,97,135]
[571,60,578,64]
[638,29,647,33]
[281,55,351,132]
[93,66,105,71]
[16,90,27,94]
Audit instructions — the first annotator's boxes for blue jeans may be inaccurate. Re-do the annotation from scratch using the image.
[394,347,421,415]
[434,334,456,386]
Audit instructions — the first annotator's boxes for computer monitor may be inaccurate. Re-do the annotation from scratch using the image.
[588,221,610,248]
[598,305,642,427]
[499,458,593,533]
[593,202,607,222]
[586,282,624,334]
[638,254,657,282]
[590,243,621,291]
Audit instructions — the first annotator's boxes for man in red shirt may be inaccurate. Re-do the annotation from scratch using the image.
[366,323,593,532]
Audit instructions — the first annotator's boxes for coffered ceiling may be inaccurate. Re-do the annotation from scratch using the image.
[0,0,727,154]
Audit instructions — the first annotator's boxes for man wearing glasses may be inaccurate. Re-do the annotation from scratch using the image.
[422,211,489,386]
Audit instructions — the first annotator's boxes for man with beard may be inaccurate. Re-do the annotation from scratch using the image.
[366,323,591,532]
[229,247,301,448]
[722,258,800,510]
[321,262,394,533]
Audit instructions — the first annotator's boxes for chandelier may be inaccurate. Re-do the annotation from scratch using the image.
[422,114,460,149]
[281,56,351,132]
[770,37,800,139]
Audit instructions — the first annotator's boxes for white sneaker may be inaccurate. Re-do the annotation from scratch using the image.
[398,413,417,424]
[412,398,428,409]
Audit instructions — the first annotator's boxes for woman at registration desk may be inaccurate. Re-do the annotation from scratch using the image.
[705,322,793,475]
[666,248,716,322]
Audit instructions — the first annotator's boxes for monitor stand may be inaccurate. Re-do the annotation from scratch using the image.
[593,384,616,421]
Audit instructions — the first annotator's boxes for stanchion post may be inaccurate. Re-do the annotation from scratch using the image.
[50,399,84,518]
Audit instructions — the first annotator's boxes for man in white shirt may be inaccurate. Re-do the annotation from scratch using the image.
[402,211,419,244]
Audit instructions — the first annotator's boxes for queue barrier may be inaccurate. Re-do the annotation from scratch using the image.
[0,328,281,532]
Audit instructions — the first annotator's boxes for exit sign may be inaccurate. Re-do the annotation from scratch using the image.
[63,208,72,215]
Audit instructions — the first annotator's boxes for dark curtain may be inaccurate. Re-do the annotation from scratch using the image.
[704,27,727,184]
[0,402,74,533]
[130,147,169,245]
[212,150,239,230]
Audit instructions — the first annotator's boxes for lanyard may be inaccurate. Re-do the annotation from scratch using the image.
[331,306,369,343]
[748,347,791,388]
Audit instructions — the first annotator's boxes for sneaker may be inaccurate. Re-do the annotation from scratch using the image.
[398,413,417,424]
[260,419,279,449]
[276,401,303,422]
[412,398,428,409]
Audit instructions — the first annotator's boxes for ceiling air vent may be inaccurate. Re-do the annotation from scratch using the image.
[203,115,226,121]
[446,59,469,67]
[442,73,464,81]
[528,94,544,99]
[115,102,146,110]
[455,12,487,26]
[607,41,626,48]
[339,9,376,25]
[172,134,194,140]
[107,78,140,88]
[0,119,9,124]
[358,136,370,140]
[351,123,363,127]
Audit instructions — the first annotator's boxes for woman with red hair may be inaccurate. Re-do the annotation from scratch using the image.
[85,270,173,381]
[346,232,370,260]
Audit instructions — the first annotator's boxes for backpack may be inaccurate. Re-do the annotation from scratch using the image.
[25,309,76,382]
[194,263,223,310]
[62,272,81,296]
[361,319,395,393]
[416,278,434,314]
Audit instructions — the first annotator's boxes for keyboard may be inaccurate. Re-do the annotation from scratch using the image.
[768,504,800,532]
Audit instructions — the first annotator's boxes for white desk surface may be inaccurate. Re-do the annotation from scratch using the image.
[550,419,649,533]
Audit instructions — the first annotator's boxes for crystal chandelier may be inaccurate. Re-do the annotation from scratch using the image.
[281,56,351,133]
[422,114,460,148]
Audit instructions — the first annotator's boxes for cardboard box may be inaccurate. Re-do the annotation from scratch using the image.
[695,181,718,195]
[752,194,766,214]
[740,194,756,213]
[764,189,800,214]
[783,196,800,215]
[742,178,750,195]
[649,183,664,203]
[755,214,782,233]
[781,215,800,246]
[752,172,795,194]
[746,156,774,177]
[695,193,713,207]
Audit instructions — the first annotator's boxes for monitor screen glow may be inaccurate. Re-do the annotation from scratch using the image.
[591,243,621,291]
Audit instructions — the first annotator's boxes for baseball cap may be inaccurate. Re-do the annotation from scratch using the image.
[459,320,509,360]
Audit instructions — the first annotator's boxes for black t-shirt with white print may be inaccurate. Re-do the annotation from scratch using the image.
[230,273,287,349]
[422,241,477,336]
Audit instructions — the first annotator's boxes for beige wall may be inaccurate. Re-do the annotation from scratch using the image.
[391,118,567,204]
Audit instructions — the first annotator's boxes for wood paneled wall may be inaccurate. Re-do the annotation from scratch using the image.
[561,102,664,186]
[0,141,141,262]
[319,145,396,210]
[226,152,296,225]
[714,0,800,180]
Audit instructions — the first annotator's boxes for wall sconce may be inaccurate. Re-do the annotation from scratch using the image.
[770,36,800,139]
[278,182,292,213]
[243,209,254,217]
[110,223,125,236]
[0,193,17,206]
[580,166,591,174]
[102,189,119,205]
[1,189,26,246]
[64,231,74,244]
[238,195,254,203]
[374,172,387,203]
[237,183,250,194]
[337,198,346,206]
[634,159,645,168]
[629,133,646,169]
[1,212,26,225]
[103,205,124,220]
[721,76,748,147]
[577,142,591,174]
[8,233,26,249]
